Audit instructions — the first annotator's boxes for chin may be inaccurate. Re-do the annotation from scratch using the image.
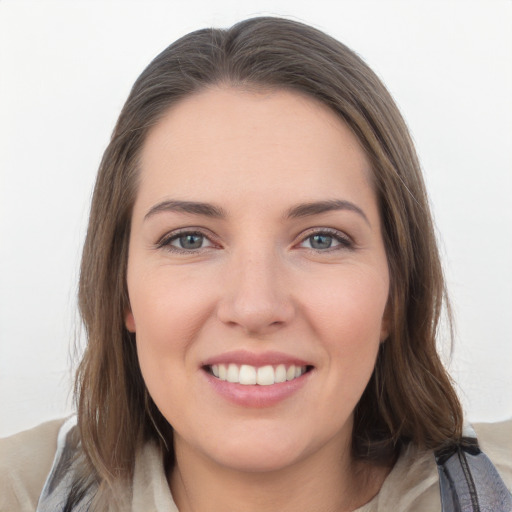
[194,424,323,474]
[212,443,305,474]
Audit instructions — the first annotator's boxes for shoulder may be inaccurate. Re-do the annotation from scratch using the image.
[373,442,441,511]
[473,418,512,491]
[372,420,512,511]
[0,418,68,512]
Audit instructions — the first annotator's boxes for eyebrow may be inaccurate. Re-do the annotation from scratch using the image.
[144,200,226,221]
[285,199,370,225]
[144,198,369,225]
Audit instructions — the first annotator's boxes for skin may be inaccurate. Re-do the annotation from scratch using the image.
[125,87,391,511]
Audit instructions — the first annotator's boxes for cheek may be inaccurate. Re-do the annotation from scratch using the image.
[129,269,213,346]
[301,267,388,377]
[129,272,210,421]
[127,268,219,409]
[305,269,388,338]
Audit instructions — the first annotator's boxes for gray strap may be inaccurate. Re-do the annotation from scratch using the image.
[36,417,95,512]
[436,442,512,512]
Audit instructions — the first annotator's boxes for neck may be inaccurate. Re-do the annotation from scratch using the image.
[169,434,390,512]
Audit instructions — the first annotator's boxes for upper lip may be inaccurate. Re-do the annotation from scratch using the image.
[201,350,313,368]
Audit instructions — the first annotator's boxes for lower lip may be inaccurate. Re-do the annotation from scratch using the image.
[203,369,312,408]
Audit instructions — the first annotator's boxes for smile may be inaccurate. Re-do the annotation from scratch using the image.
[207,363,310,386]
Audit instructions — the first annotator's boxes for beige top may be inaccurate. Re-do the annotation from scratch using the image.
[1,418,511,511]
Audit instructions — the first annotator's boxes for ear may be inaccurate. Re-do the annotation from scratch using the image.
[380,302,391,342]
[125,308,136,333]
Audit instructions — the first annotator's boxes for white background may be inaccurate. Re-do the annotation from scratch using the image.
[1,1,511,437]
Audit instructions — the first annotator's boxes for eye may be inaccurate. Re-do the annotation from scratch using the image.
[157,230,215,252]
[298,230,353,251]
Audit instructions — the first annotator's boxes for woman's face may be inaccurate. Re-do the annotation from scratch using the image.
[125,87,390,473]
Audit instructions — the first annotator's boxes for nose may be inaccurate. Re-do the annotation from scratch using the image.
[216,249,295,336]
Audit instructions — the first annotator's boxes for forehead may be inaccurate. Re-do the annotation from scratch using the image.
[136,86,376,217]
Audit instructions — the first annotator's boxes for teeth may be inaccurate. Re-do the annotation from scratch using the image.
[227,363,239,383]
[275,364,286,383]
[257,365,274,386]
[209,363,308,385]
[239,364,257,385]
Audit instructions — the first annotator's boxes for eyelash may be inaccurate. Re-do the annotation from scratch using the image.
[156,229,218,254]
[298,228,353,252]
[155,227,354,254]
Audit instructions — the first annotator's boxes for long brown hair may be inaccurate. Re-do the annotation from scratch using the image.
[76,15,462,503]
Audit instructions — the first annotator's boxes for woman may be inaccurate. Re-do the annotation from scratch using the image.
[1,16,511,512]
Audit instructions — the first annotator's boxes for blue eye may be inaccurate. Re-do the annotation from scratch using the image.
[308,234,334,249]
[173,233,206,250]
[299,231,352,251]
[158,231,215,252]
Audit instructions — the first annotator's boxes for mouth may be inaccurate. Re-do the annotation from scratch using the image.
[204,363,314,386]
